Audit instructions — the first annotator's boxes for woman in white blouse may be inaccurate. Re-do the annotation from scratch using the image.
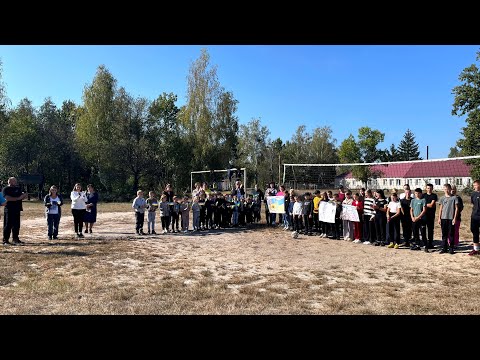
[71,183,87,238]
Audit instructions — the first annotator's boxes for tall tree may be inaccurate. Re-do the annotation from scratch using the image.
[238,118,269,186]
[76,65,117,191]
[357,126,385,163]
[397,129,420,160]
[452,50,480,181]
[0,59,9,126]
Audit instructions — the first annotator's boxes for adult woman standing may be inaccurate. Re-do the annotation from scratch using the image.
[84,184,99,234]
[71,183,87,238]
[44,185,63,240]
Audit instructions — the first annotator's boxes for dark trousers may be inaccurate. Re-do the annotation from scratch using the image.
[332,219,341,239]
[471,216,480,244]
[171,213,180,231]
[161,216,171,231]
[72,209,86,233]
[294,215,302,231]
[412,218,427,246]
[303,215,312,233]
[375,214,387,243]
[313,212,319,232]
[135,212,145,232]
[265,206,271,225]
[441,219,455,250]
[388,216,401,244]
[425,212,436,244]
[3,210,21,242]
[206,211,213,228]
[363,214,376,242]
[401,214,412,243]
[47,213,60,238]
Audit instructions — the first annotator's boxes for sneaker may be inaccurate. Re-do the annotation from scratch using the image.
[151,230,157,235]
[147,230,151,235]
[84,229,88,234]
[89,229,92,234]
[183,230,188,233]
[2,241,12,246]
[449,248,455,255]
[163,230,167,234]
[394,244,400,249]
[12,239,24,244]
[468,250,480,256]
[439,248,448,254]
[373,242,380,246]
[139,230,145,235]
[424,246,429,253]
[403,242,411,247]
[78,233,84,238]
[53,236,58,240]
[387,242,394,248]
[363,241,371,245]
[48,236,53,240]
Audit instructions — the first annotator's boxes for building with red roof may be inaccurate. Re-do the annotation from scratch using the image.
[335,159,473,190]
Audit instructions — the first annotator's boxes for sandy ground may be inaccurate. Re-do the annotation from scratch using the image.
[1,204,479,314]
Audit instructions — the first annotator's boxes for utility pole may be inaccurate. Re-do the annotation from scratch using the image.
[426,145,429,160]
[278,154,281,185]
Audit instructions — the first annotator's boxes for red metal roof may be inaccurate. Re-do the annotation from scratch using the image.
[341,159,472,179]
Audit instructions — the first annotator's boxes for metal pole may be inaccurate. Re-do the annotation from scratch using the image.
[191,172,193,194]
[244,168,247,189]
[426,145,429,160]
[278,154,281,185]
[282,164,286,185]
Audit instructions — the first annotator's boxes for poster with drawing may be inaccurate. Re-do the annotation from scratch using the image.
[340,204,360,222]
[266,196,285,214]
[318,201,336,224]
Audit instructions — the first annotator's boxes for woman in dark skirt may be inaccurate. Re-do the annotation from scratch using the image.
[84,184,98,234]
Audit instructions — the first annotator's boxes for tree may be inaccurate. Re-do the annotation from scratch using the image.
[338,128,385,187]
[238,118,269,187]
[452,50,480,181]
[0,98,41,176]
[448,146,463,158]
[397,129,421,160]
[380,143,400,162]
[0,59,9,127]
[357,126,385,163]
[76,65,118,191]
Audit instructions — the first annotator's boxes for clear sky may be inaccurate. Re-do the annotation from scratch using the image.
[1,45,478,159]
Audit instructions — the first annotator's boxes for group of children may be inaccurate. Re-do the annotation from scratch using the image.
[130,179,480,257]
[132,189,262,235]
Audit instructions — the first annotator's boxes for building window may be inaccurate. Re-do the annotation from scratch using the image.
[352,181,356,186]
[435,179,441,185]
[383,179,387,185]
[415,179,419,185]
[456,178,462,185]
[389,179,394,186]
[396,179,401,186]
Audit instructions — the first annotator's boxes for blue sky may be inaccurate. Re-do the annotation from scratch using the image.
[1,45,478,159]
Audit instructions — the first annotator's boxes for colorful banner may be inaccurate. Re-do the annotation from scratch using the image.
[318,201,336,224]
[266,196,285,214]
[340,204,360,222]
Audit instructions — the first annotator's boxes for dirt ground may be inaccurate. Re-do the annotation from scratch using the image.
[0,201,479,314]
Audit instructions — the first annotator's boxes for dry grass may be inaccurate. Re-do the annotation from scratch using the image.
[0,201,479,314]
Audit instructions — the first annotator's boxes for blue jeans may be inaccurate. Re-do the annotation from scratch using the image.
[47,213,60,237]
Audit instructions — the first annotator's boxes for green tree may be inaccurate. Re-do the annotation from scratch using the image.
[0,98,41,176]
[76,65,117,191]
[397,129,421,160]
[448,146,463,158]
[380,143,400,162]
[238,118,269,187]
[452,50,480,180]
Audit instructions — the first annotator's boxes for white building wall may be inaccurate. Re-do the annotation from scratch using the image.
[335,176,472,191]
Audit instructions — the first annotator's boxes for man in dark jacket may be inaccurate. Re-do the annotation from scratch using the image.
[3,177,28,245]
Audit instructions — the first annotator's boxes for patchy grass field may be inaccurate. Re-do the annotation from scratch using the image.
[1,200,479,314]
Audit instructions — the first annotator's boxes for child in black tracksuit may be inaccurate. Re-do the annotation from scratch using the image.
[171,196,181,233]
[205,194,215,229]
[302,192,313,235]
[159,195,171,234]
[333,194,343,239]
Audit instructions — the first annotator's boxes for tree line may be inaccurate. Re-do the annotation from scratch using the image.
[0,48,478,199]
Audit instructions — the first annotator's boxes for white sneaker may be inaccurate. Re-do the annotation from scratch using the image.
[344,236,349,241]
[353,239,361,244]
[163,230,167,234]
[363,241,371,245]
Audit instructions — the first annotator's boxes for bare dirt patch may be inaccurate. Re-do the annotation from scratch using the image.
[0,202,479,314]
